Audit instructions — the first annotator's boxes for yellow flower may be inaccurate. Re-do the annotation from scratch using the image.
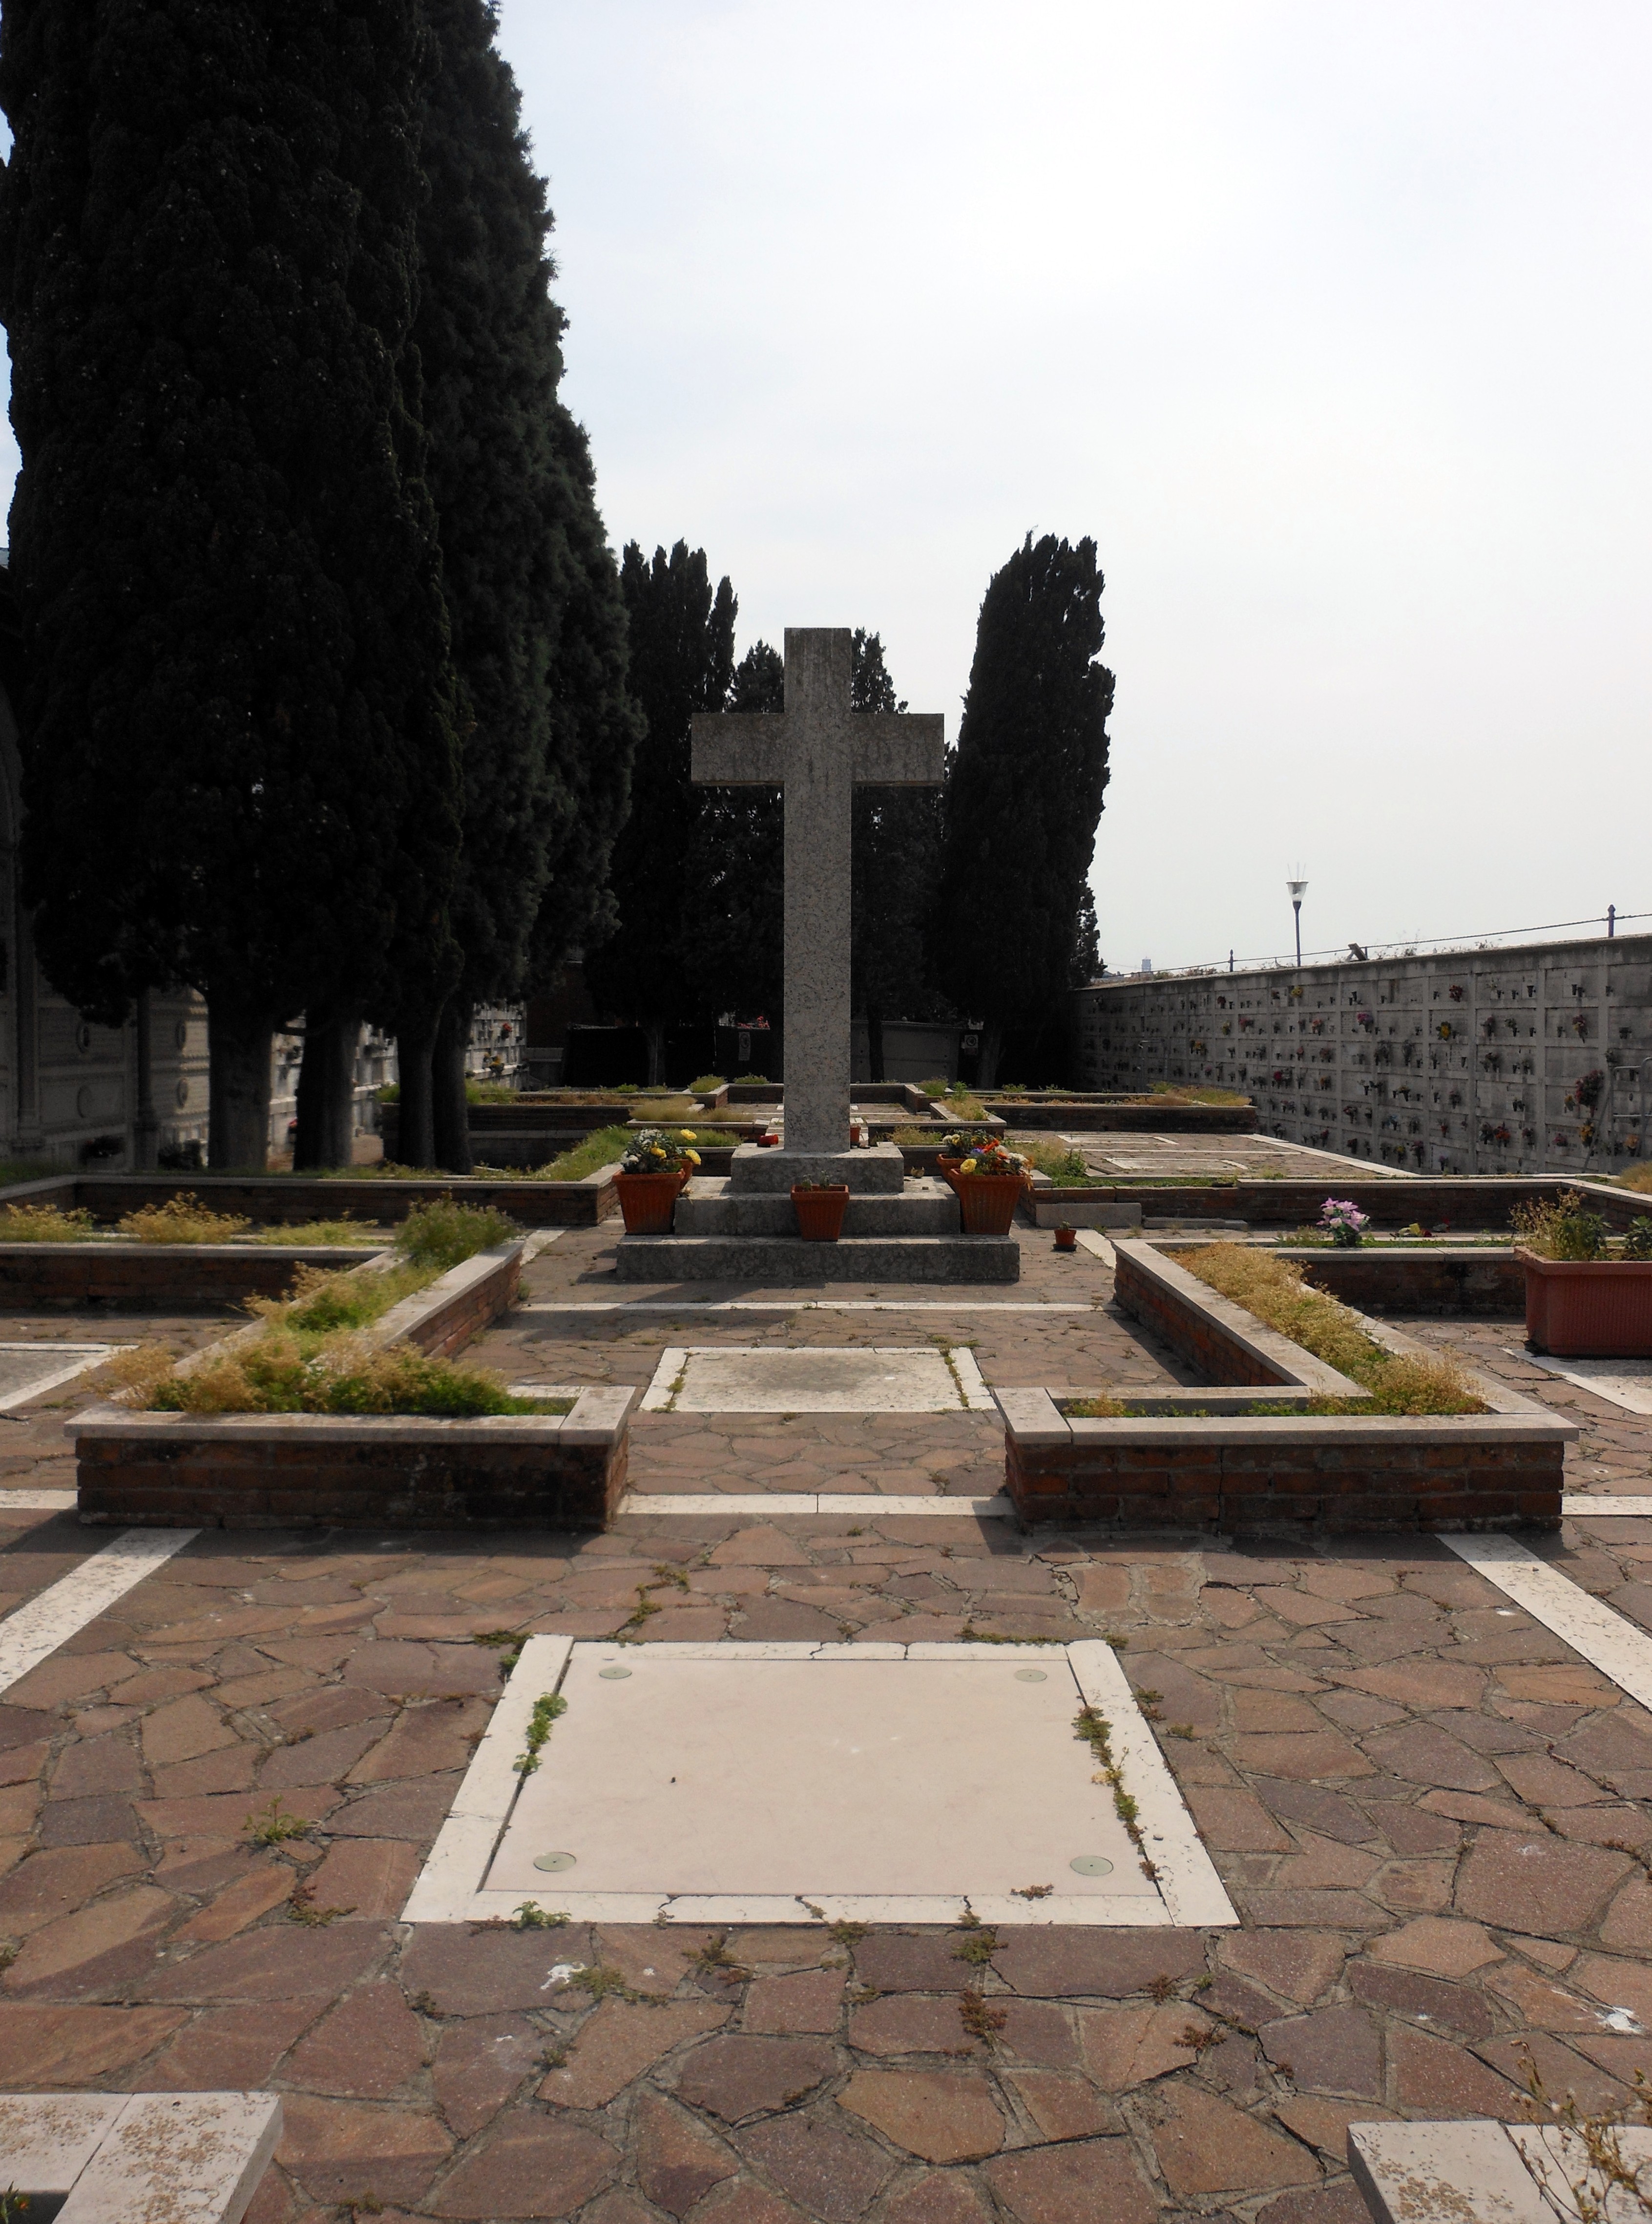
[649,1145,665,1158]
[679,1129,696,1140]
[962,1157,978,1172]
[685,1151,701,1165]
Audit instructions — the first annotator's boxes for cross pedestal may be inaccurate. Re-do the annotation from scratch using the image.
[692,629,943,1164]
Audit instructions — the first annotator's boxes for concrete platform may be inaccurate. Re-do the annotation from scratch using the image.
[675,1174,960,1236]
[614,1230,1020,1281]
[727,1144,905,1193]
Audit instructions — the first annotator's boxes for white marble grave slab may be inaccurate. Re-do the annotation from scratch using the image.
[398,1637,1236,1927]
[1523,1353,1652,1415]
[639,1344,986,1413]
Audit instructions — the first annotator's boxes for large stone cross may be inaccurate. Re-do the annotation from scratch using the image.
[691,628,944,1155]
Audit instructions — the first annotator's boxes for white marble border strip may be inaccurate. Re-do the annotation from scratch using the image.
[1068,1636,1238,1927]
[1075,1229,1117,1266]
[639,1347,690,1412]
[0,1526,200,1694]
[617,1492,1012,1518]
[1518,1351,1652,1416]
[401,1637,1228,1928]
[0,1487,77,1510]
[1444,1533,1652,1713]
[0,1342,126,1414]
[1564,1494,1652,1517]
[949,1345,990,1409]
[400,1633,572,1924]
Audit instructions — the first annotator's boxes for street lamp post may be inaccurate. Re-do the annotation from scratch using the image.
[1287,875,1308,968]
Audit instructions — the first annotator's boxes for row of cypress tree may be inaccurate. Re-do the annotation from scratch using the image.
[0,3,1112,1150]
[0,0,638,1167]
[597,531,1113,1090]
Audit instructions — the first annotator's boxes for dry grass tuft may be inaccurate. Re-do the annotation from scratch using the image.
[0,1202,97,1241]
[1171,1243,1482,1414]
[118,1193,250,1244]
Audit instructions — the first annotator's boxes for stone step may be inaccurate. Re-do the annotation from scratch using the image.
[613,1233,1021,1283]
[675,1176,960,1237]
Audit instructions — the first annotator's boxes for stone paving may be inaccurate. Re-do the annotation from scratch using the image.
[0,1253,1648,2221]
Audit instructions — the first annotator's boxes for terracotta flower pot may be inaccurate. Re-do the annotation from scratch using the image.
[955,1173,1025,1237]
[1518,1246,1652,1356]
[934,1154,962,1194]
[1053,1227,1078,1252]
[614,1171,684,1235]
[792,1185,850,1241]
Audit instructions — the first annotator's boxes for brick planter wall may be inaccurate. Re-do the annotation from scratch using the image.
[998,1241,1572,1533]
[0,1243,385,1312]
[71,1393,634,1530]
[66,1236,585,1529]
[0,1169,620,1229]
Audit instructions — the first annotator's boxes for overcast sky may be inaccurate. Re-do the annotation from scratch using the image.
[4,3,1646,975]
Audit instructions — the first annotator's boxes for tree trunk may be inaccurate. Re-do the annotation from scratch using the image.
[208,1002,274,1169]
[433,999,474,1175]
[865,1006,886,1084]
[293,1011,361,1170]
[976,1022,1004,1092]
[395,1016,439,1170]
[132,988,159,1170]
[643,1018,667,1088]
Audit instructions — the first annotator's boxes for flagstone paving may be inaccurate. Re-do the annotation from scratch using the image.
[0,1250,1649,2219]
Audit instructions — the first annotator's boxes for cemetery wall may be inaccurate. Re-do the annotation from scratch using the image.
[1071,932,1652,1180]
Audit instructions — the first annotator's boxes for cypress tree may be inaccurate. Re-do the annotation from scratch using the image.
[584,542,734,1084]
[0,0,461,1168]
[849,630,940,1081]
[682,638,784,1029]
[935,534,1112,1086]
[394,0,636,1175]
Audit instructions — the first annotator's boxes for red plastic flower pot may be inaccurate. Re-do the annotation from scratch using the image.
[955,1173,1024,1236]
[614,1172,684,1235]
[934,1154,963,1193]
[792,1185,850,1241]
[1519,1247,1652,1356]
[1053,1227,1078,1252]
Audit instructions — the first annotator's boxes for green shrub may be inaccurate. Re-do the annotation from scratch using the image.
[394,1197,519,1272]
[1624,1217,1652,1260]
[117,1327,568,1418]
[690,1074,727,1092]
[1013,1139,1093,1186]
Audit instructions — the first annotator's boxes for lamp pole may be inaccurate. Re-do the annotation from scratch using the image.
[1287,876,1308,968]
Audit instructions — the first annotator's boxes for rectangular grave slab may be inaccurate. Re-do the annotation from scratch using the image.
[639,1345,986,1413]
[403,1636,1236,1928]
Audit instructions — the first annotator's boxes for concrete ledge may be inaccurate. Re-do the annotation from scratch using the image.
[614,1233,1021,1283]
[727,1144,907,1195]
[0,1168,623,1228]
[1350,2118,1652,2224]
[63,1238,631,1530]
[1113,1240,1365,1393]
[0,2089,280,2224]
[67,1386,635,1530]
[0,1241,389,1310]
[676,1175,960,1236]
[998,1241,1571,1532]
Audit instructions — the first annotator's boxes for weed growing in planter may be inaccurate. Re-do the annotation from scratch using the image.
[1626,1219,1652,1260]
[254,1217,381,1246]
[540,1125,633,1180]
[1512,1189,1610,1260]
[118,1193,251,1243]
[1014,1139,1094,1184]
[0,1201,97,1240]
[108,1330,572,1418]
[1171,1244,1483,1414]
[394,1197,519,1271]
